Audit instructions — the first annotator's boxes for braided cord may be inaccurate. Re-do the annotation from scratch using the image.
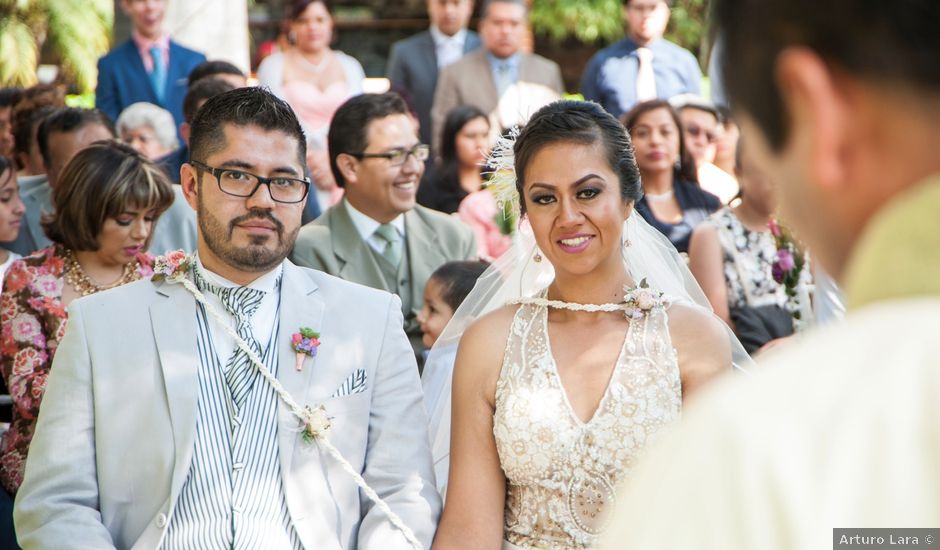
[508,296,631,312]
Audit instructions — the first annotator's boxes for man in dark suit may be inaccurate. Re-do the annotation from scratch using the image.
[96,0,206,129]
[387,0,480,150]
[291,93,476,359]
[431,0,564,151]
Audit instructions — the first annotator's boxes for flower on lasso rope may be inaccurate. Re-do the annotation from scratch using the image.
[301,404,332,443]
[622,278,664,320]
[151,250,194,283]
[291,327,321,371]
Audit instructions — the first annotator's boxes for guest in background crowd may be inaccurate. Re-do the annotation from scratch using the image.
[432,0,564,152]
[581,0,701,118]
[116,102,179,161]
[418,105,490,214]
[713,105,740,186]
[96,0,206,130]
[0,142,172,545]
[688,144,803,353]
[11,108,116,257]
[673,95,738,203]
[418,260,489,351]
[388,0,480,149]
[0,157,25,289]
[258,0,365,217]
[292,93,476,359]
[623,99,720,254]
[10,85,65,179]
[0,89,21,158]
[187,59,248,88]
[157,77,236,184]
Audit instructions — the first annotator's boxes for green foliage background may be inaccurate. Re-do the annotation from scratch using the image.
[0,0,113,92]
[530,0,709,59]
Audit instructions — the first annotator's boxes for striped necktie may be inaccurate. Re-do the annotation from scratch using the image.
[373,223,402,267]
[149,45,167,103]
[196,274,266,411]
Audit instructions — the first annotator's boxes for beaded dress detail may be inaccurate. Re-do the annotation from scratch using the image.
[493,294,682,549]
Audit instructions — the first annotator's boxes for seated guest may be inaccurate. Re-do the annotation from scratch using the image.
[418,105,491,214]
[713,105,740,187]
[689,145,810,354]
[673,94,739,203]
[186,59,247,88]
[0,141,173,531]
[116,101,179,161]
[95,0,206,129]
[0,89,21,158]
[623,99,720,254]
[0,156,25,288]
[5,105,56,256]
[291,92,476,359]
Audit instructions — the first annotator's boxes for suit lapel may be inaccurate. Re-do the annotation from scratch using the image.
[331,201,391,292]
[472,50,499,109]
[404,208,447,317]
[165,41,187,106]
[419,32,438,83]
[121,40,158,103]
[150,280,200,500]
[275,261,325,474]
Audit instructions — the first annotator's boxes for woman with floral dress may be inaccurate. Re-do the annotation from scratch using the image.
[0,142,172,508]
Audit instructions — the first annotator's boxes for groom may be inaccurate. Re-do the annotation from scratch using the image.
[14,87,441,548]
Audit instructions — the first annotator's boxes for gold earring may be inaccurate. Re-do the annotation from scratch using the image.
[533,251,542,263]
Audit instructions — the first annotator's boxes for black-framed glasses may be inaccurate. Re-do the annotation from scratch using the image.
[191,160,310,204]
[348,144,430,166]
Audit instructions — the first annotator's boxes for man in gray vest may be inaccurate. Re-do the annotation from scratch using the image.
[292,92,476,360]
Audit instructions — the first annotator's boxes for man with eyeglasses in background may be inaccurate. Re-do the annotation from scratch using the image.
[292,92,476,362]
[581,0,702,119]
[671,94,739,203]
[15,86,440,549]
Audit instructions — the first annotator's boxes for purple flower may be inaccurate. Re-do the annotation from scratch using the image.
[776,248,796,272]
[771,262,785,284]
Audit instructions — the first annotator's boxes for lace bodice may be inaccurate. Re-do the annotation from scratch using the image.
[493,300,682,549]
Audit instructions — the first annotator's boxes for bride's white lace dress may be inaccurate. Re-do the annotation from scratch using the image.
[494,299,682,549]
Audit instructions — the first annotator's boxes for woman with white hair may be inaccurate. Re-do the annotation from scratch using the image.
[116,102,179,161]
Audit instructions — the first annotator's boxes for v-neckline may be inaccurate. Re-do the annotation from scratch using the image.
[540,304,632,427]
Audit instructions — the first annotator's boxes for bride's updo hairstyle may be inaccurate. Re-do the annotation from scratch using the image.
[513,100,642,215]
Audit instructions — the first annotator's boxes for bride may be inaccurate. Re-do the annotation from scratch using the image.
[429,100,745,549]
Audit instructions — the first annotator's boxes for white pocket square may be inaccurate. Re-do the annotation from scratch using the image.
[330,369,367,398]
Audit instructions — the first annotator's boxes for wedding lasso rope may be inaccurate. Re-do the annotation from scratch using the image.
[508,296,633,313]
[174,269,423,550]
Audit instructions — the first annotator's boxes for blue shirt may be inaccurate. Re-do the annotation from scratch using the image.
[486,52,521,89]
[581,37,702,119]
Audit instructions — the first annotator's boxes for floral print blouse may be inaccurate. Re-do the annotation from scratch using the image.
[0,244,153,494]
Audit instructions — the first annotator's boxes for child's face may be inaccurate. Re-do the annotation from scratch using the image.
[417,278,455,348]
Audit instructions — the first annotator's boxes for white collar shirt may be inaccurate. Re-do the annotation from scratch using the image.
[343,200,406,255]
[430,25,467,69]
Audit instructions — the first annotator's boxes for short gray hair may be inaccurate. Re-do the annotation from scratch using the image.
[116,102,179,150]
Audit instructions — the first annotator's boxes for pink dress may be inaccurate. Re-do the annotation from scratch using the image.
[458,190,513,261]
[282,80,351,135]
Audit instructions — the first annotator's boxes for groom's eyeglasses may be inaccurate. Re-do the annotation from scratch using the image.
[191,160,310,204]
[348,144,430,166]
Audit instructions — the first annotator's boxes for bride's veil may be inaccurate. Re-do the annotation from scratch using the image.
[422,209,754,496]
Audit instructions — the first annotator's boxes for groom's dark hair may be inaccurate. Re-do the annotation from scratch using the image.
[189,86,306,166]
[328,92,410,188]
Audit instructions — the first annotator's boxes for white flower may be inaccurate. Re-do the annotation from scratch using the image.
[304,405,332,441]
[635,289,657,310]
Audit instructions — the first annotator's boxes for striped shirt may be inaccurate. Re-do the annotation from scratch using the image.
[162,264,302,549]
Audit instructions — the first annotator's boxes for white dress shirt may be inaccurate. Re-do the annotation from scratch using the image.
[344,200,406,255]
[430,26,467,69]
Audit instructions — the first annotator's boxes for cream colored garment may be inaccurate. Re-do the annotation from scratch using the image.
[495,300,682,549]
[600,300,940,550]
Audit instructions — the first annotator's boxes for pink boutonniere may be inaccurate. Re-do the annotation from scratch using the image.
[151,250,194,283]
[291,327,321,372]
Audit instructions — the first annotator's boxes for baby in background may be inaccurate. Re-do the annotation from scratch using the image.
[417,260,489,349]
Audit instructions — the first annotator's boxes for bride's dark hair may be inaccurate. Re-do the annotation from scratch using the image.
[513,100,642,215]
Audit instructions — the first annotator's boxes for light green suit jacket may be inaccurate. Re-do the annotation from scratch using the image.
[290,201,477,354]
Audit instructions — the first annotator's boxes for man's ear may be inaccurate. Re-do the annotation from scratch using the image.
[775,47,850,192]
[180,163,199,212]
[335,153,359,186]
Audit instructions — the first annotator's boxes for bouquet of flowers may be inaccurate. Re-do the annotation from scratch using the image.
[769,219,813,330]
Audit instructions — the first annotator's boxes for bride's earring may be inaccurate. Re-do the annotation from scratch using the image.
[533,251,542,263]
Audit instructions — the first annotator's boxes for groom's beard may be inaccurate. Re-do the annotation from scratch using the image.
[197,194,300,273]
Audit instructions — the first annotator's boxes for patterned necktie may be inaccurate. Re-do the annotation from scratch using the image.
[197,273,266,411]
[494,61,513,97]
[635,47,657,102]
[374,223,402,268]
[149,45,167,104]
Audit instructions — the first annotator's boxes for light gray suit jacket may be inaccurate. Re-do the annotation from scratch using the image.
[290,202,476,354]
[14,261,441,549]
[147,186,197,257]
[431,48,565,151]
[386,29,481,148]
[6,176,53,256]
